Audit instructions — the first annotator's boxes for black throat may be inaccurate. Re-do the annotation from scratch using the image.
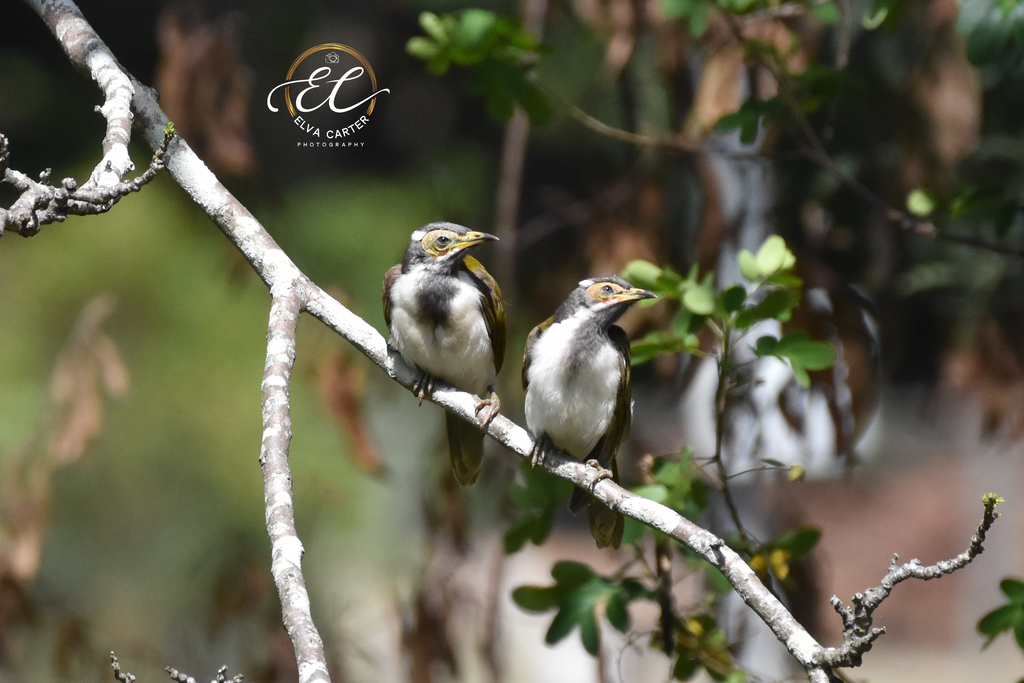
[567,314,616,375]
[416,275,458,328]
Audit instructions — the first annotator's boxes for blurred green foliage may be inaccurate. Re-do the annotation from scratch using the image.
[978,578,1024,651]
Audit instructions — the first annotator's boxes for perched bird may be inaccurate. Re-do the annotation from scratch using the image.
[522,276,655,548]
[383,222,505,485]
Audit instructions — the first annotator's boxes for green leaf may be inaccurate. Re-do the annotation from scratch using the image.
[468,57,552,124]
[688,4,710,37]
[756,235,789,274]
[578,608,601,655]
[507,460,573,510]
[735,290,799,329]
[863,4,889,27]
[738,250,762,281]
[790,365,811,387]
[657,266,686,292]
[606,592,630,632]
[621,516,647,545]
[622,259,664,292]
[653,458,685,487]
[961,0,1017,65]
[906,188,935,216]
[631,331,699,365]
[770,526,822,558]
[719,285,747,313]
[755,335,779,356]
[406,36,440,60]
[980,603,1021,637]
[419,12,449,41]
[545,604,579,645]
[551,561,594,589]
[774,334,837,370]
[683,285,716,315]
[458,9,496,50]
[811,1,841,24]
[633,484,669,503]
[673,651,700,680]
[767,272,804,288]
[1002,578,1024,604]
[755,334,835,387]
[513,585,558,612]
[504,512,553,553]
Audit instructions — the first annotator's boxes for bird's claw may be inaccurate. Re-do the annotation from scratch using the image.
[412,370,435,405]
[584,459,613,493]
[475,392,501,431]
[529,434,549,469]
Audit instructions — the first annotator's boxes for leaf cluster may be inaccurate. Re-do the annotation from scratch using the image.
[513,561,652,656]
[978,578,1024,653]
[957,0,1024,65]
[623,236,836,387]
[740,526,822,587]
[406,10,551,123]
[715,64,847,143]
[513,560,746,681]
[661,0,840,38]
[504,460,573,554]
[623,450,710,545]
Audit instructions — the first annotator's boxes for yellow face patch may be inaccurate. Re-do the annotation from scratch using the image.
[421,229,462,256]
[585,280,630,301]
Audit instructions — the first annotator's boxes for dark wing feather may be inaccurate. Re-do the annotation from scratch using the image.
[462,255,506,372]
[600,324,633,466]
[522,316,554,391]
[574,325,631,549]
[382,264,401,331]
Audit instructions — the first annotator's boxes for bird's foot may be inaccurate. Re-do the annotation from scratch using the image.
[475,392,501,431]
[412,370,435,405]
[529,434,550,469]
[584,459,614,493]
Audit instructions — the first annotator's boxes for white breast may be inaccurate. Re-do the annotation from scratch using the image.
[524,315,622,459]
[388,267,495,396]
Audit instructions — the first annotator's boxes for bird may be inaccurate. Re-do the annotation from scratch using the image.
[522,275,655,548]
[383,222,505,486]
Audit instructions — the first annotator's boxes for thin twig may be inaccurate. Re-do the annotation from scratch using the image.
[713,327,750,545]
[0,130,172,237]
[26,0,135,188]
[820,494,1002,668]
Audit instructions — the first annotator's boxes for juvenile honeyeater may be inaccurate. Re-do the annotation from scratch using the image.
[383,222,506,485]
[522,276,655,548]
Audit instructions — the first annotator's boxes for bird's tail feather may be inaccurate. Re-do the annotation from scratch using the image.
[568,486,589,514]
[586,502,624,549]
[569,459,623,548]
[446,413,484,486]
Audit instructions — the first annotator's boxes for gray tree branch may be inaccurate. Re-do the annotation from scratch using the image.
[0,132,171,237]
[27,0,135,189]
[23,2,1002,683]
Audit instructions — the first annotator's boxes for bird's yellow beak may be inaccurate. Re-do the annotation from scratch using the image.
[453,231,499,252]
[611,287,657,303]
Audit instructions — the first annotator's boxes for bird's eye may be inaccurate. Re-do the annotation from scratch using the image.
[601,285,614,295]
[435,235,452,248]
